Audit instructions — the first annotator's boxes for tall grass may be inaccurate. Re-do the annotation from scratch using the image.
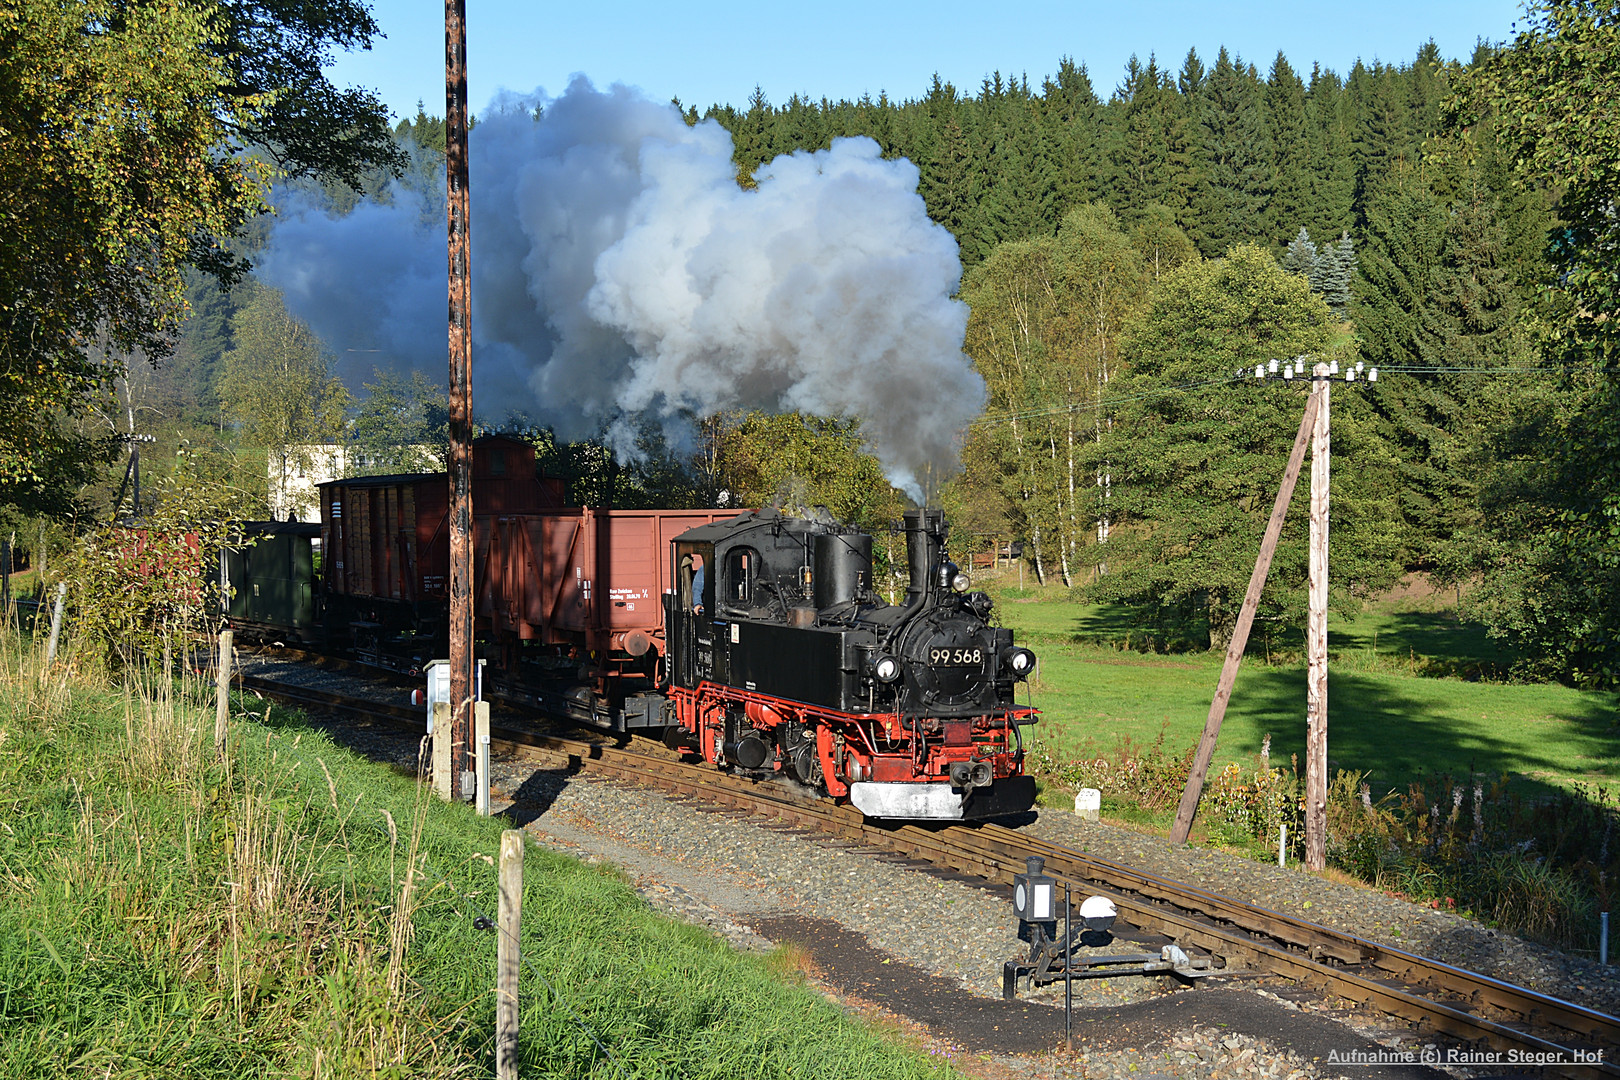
[1326,770,1616,951]
[0,626,957,1079]
[1032,726,1617,954]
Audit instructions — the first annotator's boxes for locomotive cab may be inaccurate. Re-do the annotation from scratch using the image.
[667,541,718,687]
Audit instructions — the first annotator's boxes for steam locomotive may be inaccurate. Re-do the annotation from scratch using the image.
[659,507,1037,820]
[221,437,1038,820]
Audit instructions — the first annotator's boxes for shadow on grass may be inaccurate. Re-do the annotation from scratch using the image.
[1015,597,1518,678]
[1230,666,1617,799]
[1064,605,1210,653]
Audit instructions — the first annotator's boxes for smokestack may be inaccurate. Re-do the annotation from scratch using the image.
[905,509,944,604]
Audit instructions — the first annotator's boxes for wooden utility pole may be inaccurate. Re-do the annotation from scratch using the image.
[1170,390,1321,845]
[497,829,523,1080]
[444,0,475,802]
[1305,364,1331,871]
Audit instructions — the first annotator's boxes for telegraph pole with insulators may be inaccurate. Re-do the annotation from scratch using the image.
[1305,361,1330,872]
[1169,355,1376,857]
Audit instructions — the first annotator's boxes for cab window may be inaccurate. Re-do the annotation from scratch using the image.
[678,547,710,614]
[725,547,757,607]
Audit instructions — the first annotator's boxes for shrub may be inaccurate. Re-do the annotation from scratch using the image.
[1029,724,1194,810]
[1204,737,1301,843]
[1324,769,1617,952]
[56,466,255,668]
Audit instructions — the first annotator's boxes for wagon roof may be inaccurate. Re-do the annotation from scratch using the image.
[315,472,435,489]
[239,520,323,537]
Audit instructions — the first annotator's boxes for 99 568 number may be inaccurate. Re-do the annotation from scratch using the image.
[929,647,983,666]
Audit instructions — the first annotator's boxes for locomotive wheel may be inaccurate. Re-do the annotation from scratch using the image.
[789,742,822,785]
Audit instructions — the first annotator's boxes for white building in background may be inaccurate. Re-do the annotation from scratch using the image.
[268,444,439,521]
[268,444,351,522]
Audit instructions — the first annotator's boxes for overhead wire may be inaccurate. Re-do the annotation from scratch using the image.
[968,359,1576,430]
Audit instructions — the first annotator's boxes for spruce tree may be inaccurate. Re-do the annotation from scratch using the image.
[1315,231,1355,313]
[1306,65,1355,237]
[1281,227,1317,277]
[921,116,978,253]
[1348,62,1408,225]
[1177,48,1206,96]
[1104,56,1180,224]
[1045,58,1103,217]
[1265,54,1312,246]
[1189,48,1273,254]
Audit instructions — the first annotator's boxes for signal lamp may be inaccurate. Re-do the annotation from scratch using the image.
[1079,894,1117,932]
[1012,856,1056,922]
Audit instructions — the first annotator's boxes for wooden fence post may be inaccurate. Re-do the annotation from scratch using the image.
[497,829,523,1080]
[214,629,233,757]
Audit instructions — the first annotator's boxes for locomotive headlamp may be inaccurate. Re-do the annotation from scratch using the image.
[1012,856,1056,923]
[1004,646,1036,679]
[872,654,902,683]
[951,570,972,593]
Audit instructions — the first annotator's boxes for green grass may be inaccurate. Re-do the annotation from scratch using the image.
[994,584,1620,801]
[0,634,957,1080]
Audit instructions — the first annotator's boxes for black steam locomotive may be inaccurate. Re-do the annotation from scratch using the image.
[659,508,1037,820]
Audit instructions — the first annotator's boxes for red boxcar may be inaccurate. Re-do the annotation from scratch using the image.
[477,509,731,659]
[321,435,565,608]
[319,434,727,674]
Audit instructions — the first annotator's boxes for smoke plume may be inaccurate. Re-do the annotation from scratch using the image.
[257,77,984,491]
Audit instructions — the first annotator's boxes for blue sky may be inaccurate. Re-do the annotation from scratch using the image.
[326,0,1528,123]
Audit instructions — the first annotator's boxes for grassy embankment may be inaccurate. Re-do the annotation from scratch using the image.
[0,631,959,1080]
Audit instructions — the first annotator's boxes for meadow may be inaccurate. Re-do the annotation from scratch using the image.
[993,580,1619,802]
[991,577,1618,950]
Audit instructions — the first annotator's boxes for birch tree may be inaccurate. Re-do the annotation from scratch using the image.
[218,285,349,511]
[959,204,1147,585]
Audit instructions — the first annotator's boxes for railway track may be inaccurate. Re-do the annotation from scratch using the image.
[239,672,1619,1076]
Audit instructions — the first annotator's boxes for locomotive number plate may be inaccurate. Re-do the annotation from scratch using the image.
[929,647,984,666]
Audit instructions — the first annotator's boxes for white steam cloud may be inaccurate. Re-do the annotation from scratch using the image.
[258,77,984,490]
